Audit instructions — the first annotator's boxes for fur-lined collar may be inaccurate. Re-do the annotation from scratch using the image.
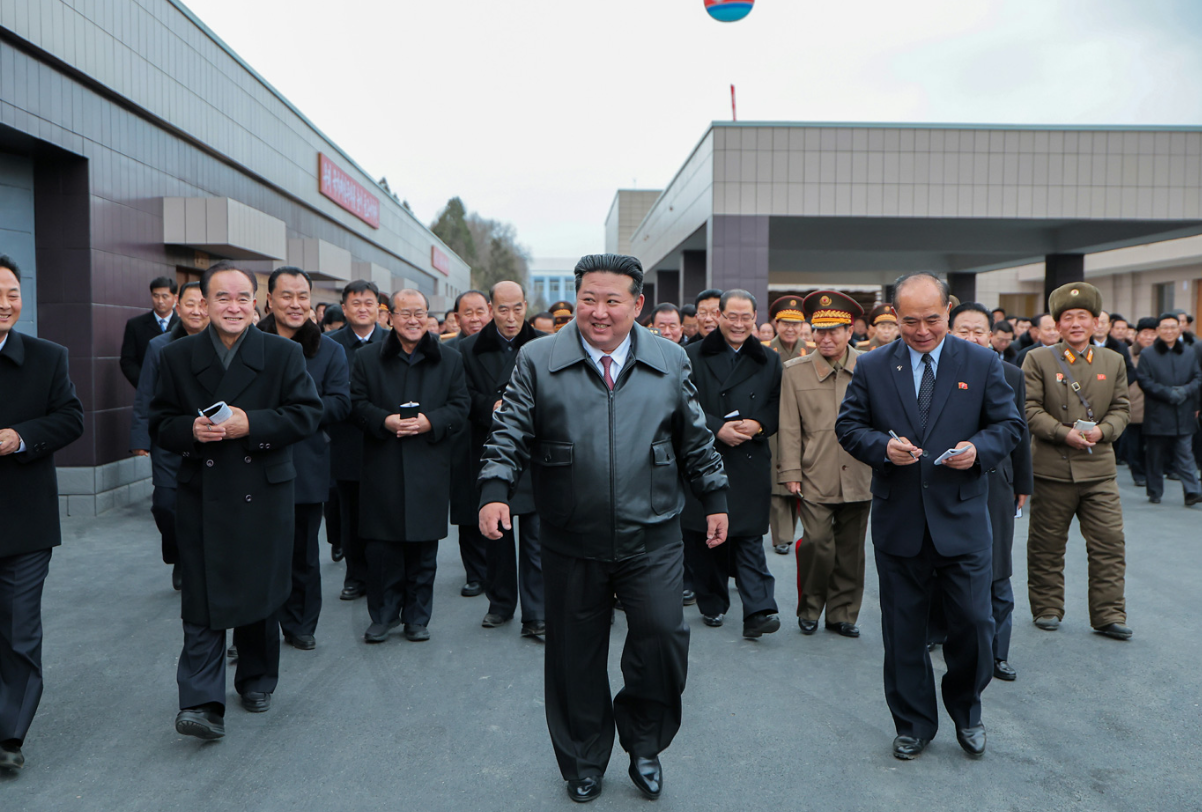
[382,327,443,362]
[699,325,767,363]
[1153,337,1184,355]
[472,319,544,355]
[258,313,323,358]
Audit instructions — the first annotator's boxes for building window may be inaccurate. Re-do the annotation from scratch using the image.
[1155,282,1174,316]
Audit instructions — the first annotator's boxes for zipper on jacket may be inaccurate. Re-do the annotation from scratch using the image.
[609,383,617,559]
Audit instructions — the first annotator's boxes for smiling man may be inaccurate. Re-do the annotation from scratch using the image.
[150,260,322,740]
[478,254,728,803]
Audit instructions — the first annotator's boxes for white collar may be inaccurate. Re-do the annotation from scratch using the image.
[580,330,632,368]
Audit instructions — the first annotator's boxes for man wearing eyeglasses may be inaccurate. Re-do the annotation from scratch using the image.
[350,290,469,644]
[681,289,782,638]
[688,289,723,345]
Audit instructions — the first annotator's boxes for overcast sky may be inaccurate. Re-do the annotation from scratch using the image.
[184,0,1202,260]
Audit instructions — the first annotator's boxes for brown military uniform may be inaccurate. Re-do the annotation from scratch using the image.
[768,334,806,551]
[777,347,873,624]
[1024,340,1130,628]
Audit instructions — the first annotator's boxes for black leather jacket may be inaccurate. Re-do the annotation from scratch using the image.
[479,321,728,561]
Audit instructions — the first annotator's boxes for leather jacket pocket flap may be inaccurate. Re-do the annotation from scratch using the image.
[536,441,573,466]
[651,440,675,465]
[266,461,297,484]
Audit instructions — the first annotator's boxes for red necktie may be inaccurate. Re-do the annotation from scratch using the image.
[601,356,614,391]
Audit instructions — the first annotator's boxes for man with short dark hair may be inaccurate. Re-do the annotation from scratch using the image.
[462,281,547,638]
[260,267,351,650]
[130,281,209,590]
[990,320,1017,364]
[479,254,728,803]
[991,307,1007,324]
[1011,317,1033,349]
[530,311,555,333]
[1014,313,1059,367]
[690,289,723,343]
[0,255,85,772]
[327,280,388,598]
[1094,311,1136,387]
[1137,313,1202,506]
[651,303,684,344]
[120,276,180,386]
[680,304,699,341]
[683,289,781,638]
[351,289,469,644]
[151,260,323,740]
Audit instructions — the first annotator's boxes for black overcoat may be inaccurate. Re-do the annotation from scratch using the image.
[1138,338,1202,437]
[444,333,479,526]
[120,310,179,386]
[326,324,386,482]
[0,331,84,557]
[681,328,782,536]
[150,326,322,629]
[351,330,469,543]
[987,362,1034,581]
[460,321,546,515]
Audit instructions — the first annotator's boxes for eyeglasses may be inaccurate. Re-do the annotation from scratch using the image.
[720,312,756,325]
[393,310,428,321]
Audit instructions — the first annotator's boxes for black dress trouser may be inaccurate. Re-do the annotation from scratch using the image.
[365,540,439,627]
[485,513,544,623]
[323,485,341,550]
[682,530,777,620]
[875,528,994,739]
[0,549,52,746]
[458,524,488,586]
[151,485,178,565]
[279,503,324,638]
[336,480,367,589]
[543,542,689,781]
[178,618,280,711]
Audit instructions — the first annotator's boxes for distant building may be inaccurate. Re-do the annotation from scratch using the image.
[529,258,579,307]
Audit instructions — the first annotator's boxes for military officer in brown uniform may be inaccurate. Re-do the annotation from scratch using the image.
[1023,282,1132,640]
[856,304,900,351]
[767,296,808,555]
[549,300,574,333]
[778,292,873,637]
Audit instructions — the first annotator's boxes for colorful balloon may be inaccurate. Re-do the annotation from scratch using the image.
[705,0,755,23]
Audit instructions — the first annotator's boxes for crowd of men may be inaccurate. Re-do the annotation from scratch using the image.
[1,250,1199,802]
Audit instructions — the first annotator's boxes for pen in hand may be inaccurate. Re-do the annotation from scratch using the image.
[888,430,922,459]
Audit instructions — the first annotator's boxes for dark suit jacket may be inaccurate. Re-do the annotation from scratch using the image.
[460,320,546,515]
[0,331,85,557]
[836,335,1023,558]
[121,310,179,386]
[1100,335,1136,394]
[150,326,322,629]
[988,362,1033,580]
[326,324,386,482]
[351,329,469,543]
[129,323,191,487]
[681,328,782,537]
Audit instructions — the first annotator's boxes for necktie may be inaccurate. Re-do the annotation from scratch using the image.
[601,356,614,391]
[160,318,168,332]
[918,353,934,431]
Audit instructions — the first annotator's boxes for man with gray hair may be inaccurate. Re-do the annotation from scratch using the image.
[479,254,728,803]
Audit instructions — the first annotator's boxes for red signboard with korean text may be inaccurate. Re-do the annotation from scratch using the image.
[318,153,380,229]
[431,246,451,276]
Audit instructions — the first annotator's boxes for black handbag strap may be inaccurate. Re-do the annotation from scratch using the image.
[1051,349,1095,422]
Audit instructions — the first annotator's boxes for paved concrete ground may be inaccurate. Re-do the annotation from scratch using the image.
[4,474,1201,811]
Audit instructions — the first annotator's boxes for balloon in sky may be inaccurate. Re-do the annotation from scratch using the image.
[704,0,755,23]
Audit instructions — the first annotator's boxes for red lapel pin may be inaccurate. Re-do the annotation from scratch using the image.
[958,382,968,389]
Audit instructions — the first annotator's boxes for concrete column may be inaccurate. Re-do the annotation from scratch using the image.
[948,272,976,306]
[1044,254,1084,306]
[682,250,708,305]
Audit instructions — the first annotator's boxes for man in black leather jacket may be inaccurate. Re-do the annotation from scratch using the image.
[479,254,728,804]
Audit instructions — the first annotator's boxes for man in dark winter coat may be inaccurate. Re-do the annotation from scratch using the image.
[0,256,85,772]
[259,268,351,650]
[151,261,322,740]
[130,281,209,591]
[351,289,470,644]
[1137,313,1202,505]
[460,281,547,638]
[682,289,782,639]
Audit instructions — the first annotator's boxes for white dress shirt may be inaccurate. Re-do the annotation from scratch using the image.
[580,330,633,382]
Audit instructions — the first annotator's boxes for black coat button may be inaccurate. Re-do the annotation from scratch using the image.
[923,482,929,488]
[205,459,214,468]
[244,456,252,464]
[245,495,252,502]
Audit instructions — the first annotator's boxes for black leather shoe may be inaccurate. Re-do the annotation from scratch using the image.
[682,589,696,606]
[404,624,430,642]
[340,583,366,601]
[331,544,344,562]
[171,563,182,591]
[1186,492,1201,506]
[461,581,483,597]
[283,632,316,651]
[743,611,781,638]
[798,618,818,635]
[702,613,724,627]
[0,741,25,770]
[1149,496,1161,504]
[482,613,509,628]
[566,776,603,803]
[240,692,271,713]
[993,659,1017,680]
[629,755,662,799]
[364,619,401,643]
[521,621,546,639]
[175,706,225,740]
[956,724,986,757]
[773,543,791,555]
[1094,622,1133,640]
[892,735,929,760]
[826,621,860,638]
